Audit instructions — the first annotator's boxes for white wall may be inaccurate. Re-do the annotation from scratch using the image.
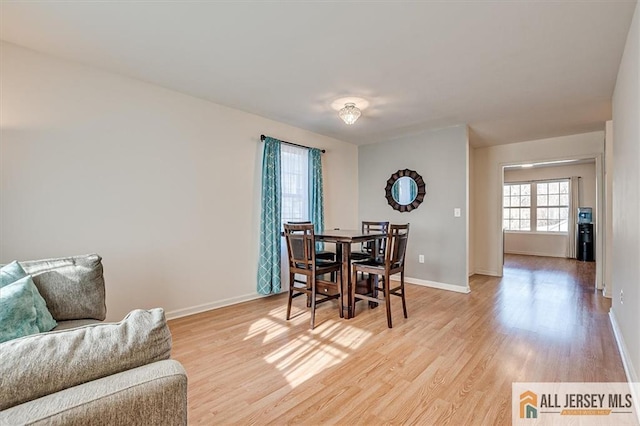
[604,120,614,298]
[503,162,596,258]
[504,232,567,258]
[610,2,640,388]
[473,132,604,278]
[0,42,359,321]
[358,125,469,291]
[469,144,475,276]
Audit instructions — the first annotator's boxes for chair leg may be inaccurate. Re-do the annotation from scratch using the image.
[400,270,408,319]
[337,269,344,319]
[351,267,358,318]
[369,274,378,309]
[286,272,294,320]
[310,277,317,330]
[384,273,392,328]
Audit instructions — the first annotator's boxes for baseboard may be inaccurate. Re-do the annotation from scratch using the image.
[166,292,273,320]
[504,250,565,258]
[609,308,640,424]
[474,268,500,277]
[403,276,471,294]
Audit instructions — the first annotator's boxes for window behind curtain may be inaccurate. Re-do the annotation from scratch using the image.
[281,144,309,226]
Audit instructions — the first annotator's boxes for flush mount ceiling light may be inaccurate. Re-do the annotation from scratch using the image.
[338,103,361,125]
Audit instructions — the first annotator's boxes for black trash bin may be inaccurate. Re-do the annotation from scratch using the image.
[577,223,594,262]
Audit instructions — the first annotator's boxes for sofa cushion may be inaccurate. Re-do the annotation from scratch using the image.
[20,254,106,321]
[53,318,102,331]
[0,360,187,426]
[0,276,39,343]
[0,308,172,410]
[0,262,57,333]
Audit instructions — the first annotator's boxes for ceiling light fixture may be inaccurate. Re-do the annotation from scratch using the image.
[338,103,361,125]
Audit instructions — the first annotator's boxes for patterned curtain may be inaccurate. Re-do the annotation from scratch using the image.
[566,176,580,258]
[257,137,282,294]
[308,148,324,250]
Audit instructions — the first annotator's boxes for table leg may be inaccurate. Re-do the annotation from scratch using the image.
[337,242,353,319]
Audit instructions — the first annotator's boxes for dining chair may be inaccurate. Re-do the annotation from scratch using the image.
[351,221,390,261]
[351,223,410,328]
[287,221,336,261]
[284,223,343,329]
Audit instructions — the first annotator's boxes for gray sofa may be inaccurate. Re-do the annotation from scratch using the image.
[0,254,188,425]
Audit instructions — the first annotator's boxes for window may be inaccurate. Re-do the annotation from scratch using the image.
[536,181,569,232]
[503,179,569,233]
[280,144,309,226]
[503,183,531,231]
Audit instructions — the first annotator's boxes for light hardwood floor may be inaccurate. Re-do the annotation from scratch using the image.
[168,255,626,425]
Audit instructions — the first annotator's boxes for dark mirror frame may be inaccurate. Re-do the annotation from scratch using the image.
[385,169,426,212]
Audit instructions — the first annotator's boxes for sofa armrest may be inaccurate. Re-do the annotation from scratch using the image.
[0,360,187,426]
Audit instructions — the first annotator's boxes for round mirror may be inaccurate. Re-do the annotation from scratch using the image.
[385,169,426,212]
[392,177,418,205]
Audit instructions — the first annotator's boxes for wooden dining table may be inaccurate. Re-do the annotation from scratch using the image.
[315,229,387,319]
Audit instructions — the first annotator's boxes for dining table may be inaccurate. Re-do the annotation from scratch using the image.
[315,228,387,319]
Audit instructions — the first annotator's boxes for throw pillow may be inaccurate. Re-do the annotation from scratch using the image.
[20,254,106,321]
[0,262,57,332]
[0,261,27,287]
[0,308,172,410]
[0,276,39,344]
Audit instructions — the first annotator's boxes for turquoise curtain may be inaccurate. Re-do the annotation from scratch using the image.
[391,181,400,203]
[409,179,417,202]
[257,137,282,294]
[308,148,324,250]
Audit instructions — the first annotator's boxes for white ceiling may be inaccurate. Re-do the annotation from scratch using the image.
[1,1,636,147]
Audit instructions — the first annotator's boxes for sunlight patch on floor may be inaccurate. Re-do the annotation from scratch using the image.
[244,309,373,388]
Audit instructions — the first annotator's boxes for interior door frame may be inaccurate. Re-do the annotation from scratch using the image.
[496,153,604,290]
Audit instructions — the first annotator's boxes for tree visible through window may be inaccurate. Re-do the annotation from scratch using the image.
[536,181,569,232]
[503,179,569,233]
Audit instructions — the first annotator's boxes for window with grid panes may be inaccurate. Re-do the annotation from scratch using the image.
[503,183,531,231]
[503,179,569,233]
[536,181,569,232]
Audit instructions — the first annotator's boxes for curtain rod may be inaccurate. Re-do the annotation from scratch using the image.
[260,134,325,153]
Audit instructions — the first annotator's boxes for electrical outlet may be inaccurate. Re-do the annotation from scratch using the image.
[454,208,461,217]
[419,255,425,263]
[620,289,624,304]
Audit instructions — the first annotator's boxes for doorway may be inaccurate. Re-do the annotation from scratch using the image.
[498,156,603,289]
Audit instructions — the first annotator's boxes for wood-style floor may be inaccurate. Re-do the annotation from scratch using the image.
[168,255,626,425]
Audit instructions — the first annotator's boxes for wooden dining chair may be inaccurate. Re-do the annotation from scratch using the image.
[287,221,336,261]
[284,223,343,329]
[351,223,410,328]
[351,221,390,261]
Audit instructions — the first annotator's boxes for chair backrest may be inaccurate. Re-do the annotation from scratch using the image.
[362,221,390,258]
[362,221,389,234]
[283,223,316,270]
[384,223,410,269]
